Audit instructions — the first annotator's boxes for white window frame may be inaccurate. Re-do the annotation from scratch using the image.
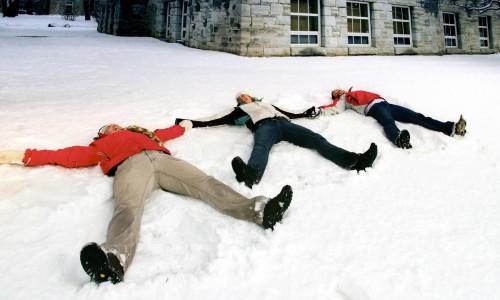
[290,0,321,46]
[181,0,189,41]
[478,16,490,48]
[392,6,412,47]
[347,1,371,46]
[166,2,171,38]
[443,12,458,48]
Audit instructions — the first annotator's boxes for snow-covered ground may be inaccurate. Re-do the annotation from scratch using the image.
[1,14,499,300]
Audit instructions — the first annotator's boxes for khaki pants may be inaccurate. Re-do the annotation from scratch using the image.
[102,150,267,271]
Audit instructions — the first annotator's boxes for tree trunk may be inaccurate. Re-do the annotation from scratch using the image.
[2,0,20,17]
[84,0,91,20]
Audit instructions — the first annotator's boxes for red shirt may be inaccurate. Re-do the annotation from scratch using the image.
[23,125,185,174]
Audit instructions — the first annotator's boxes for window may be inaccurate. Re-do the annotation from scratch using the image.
[291,0,320,45]
[347,1,371,46]
[479,16,490,48]
[65,1,74,15]
[181,0,189,40]
[392,6,412,46]
[443,13,458,48]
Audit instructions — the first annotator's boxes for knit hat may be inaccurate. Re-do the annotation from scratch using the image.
[235,91,251,101]
[98,124,111,135]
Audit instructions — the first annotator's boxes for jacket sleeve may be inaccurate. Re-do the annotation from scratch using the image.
[175,108,245,128]
[23,146,102,168]
[273,105,316,119]
[154,124,185,142]
[319,95,346,115]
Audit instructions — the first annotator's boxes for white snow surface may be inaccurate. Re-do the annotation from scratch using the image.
[1,15,499,300]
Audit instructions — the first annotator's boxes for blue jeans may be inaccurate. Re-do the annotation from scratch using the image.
[367,101,454,143]
[247,118,359,178]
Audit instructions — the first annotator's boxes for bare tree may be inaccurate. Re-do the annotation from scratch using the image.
[446,0,500,13]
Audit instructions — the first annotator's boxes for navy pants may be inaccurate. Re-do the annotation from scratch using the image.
[247,118,359,178]
[367,101,454,143]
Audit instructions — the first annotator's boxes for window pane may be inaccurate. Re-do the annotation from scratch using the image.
[299,0,308,13]
[291,0,298,13]
[444,13,450,24]
[351,3,360,17]
[310,16,318,31]
[299,16,308,31]
[402,7,409,19]
[361,36,368,44]
[351,19,361,33]
[299,35,309,43]
[309,0,318,14]
[360,3,368,17]
[291,16,298,31]
[291,35,298,44]
[309,35,318,44]
[361,19,369,33]
[394,7,401,19]
[403,23,410,34]
[479,27,486,37]
[445,38,456,47]
[348,36,353,44]
[394,22,400,34]
[347,2,352,16]
[479,16,486,26]
[447,26,453,36]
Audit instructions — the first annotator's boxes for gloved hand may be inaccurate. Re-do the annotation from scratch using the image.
[305,106,320,119]
[179,120,193,130]
[0,150,24,165]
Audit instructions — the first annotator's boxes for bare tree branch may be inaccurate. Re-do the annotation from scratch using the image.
[446,0,500,14]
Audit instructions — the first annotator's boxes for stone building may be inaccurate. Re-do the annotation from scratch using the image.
[96,0,500,56]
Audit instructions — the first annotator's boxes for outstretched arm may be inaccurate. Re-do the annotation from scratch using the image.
[319,95,347,116]
[273,105,319,119]
[175,108,246,128]
[1,146,102,168]
[154,124,186,142]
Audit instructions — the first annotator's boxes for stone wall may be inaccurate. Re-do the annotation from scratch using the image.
[98,0,500,56]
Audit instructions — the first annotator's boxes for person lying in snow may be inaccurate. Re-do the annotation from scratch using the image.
[175,91,378,189]
[0,123,293,284]
[319,87,467,149]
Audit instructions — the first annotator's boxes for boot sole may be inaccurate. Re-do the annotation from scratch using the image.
[80,242,124,284]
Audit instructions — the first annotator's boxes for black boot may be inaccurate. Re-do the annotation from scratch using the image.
[231,156,260,188]
[262,185,293,230]
[351,143,377,171]
[395,130,412,149]
[80,242,124,284]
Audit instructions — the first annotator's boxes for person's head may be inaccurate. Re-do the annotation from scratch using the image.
[331,89,346,99]
[235,91,255,105]
[98,124,123,136]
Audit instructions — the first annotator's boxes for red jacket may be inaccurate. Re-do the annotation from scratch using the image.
[22,125,185,174]
[320,87,383,109]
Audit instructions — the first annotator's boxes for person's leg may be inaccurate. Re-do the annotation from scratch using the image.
[279,120,360,170]
[367,101,401,143]
[153,152,268,225]
[388,103,455,136]
[246,120,281,178]
[81,152,158,283]
[102,152,158,271]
